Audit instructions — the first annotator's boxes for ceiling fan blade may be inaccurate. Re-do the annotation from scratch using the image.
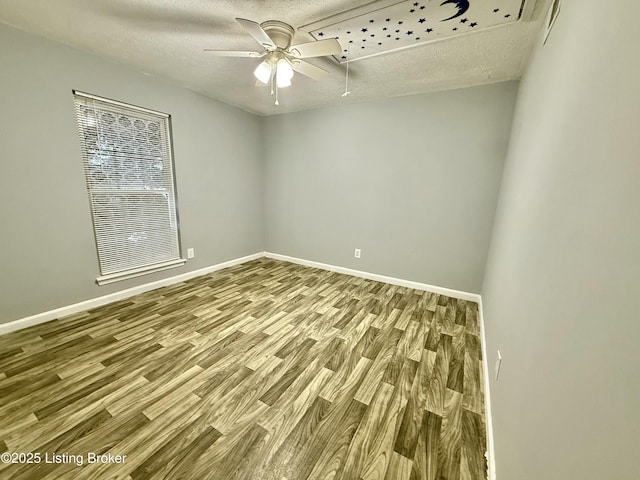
[204,50,264,58]
[291,60,329,81]
[236,18,276,50]
[289,38,341,58]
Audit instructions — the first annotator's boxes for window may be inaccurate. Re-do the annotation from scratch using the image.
[73,91,184,285]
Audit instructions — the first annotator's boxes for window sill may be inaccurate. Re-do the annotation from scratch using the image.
[96,258,187,286]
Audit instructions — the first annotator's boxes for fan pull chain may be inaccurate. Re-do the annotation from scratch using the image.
[342,44,351,98]
[270,68,275,96]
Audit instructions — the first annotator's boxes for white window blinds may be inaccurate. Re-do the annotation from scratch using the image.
[73,91,184,285]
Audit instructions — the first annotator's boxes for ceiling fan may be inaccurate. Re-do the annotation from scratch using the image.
[205,18,341,104]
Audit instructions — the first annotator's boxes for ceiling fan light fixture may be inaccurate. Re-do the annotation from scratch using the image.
[253,60,271,84]
[276,59,294,88]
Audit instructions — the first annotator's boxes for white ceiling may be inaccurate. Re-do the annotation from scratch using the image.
[0,0,552,116]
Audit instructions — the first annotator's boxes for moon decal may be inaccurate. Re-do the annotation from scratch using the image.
[440,0,470,22]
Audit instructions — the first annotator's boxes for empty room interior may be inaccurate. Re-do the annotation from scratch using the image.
[0,0,638,479]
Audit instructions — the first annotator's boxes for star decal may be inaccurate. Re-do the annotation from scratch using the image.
[308,0,521,59]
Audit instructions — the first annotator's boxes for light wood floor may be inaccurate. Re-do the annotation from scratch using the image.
[0,258,487,479]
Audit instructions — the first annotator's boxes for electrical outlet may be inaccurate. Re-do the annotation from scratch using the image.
[187,248,195,259]
[354,248,361,259]
[495,350,502,381]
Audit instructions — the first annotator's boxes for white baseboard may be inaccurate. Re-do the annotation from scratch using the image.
[478,298,497,480]
[264,252,481,303]
[0,252,264,336]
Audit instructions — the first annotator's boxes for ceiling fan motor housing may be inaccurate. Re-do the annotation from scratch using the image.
[260,20,295,50]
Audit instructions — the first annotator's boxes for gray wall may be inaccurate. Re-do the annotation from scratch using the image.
[0,24,264,323]
[481,1,640,478]
[263,83,518,293]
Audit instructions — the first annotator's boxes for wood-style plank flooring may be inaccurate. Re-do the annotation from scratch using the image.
[0,258,487,479]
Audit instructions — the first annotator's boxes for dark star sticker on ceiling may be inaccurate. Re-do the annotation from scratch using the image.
[460,18,468,23]
[494,8,500,13]
[419,18,426,23]
[470,22,478,27]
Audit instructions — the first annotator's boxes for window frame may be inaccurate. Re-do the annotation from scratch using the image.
[73,90,185,285]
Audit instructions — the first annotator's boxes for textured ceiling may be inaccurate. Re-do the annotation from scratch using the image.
[0,0,552,116]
